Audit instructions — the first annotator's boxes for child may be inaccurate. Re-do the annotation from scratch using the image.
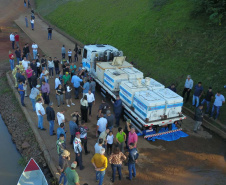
[107,131,114,155]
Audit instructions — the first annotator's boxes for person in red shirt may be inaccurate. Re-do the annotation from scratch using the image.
[15,32,19,48]
[9,50,15,70]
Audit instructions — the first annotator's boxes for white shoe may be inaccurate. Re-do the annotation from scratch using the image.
[71,103,75,105]
[67,105,70,107]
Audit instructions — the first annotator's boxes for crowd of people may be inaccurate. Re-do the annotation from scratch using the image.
[9,30,140,184]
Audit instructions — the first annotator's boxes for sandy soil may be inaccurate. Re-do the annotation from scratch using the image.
[0,0,226,185]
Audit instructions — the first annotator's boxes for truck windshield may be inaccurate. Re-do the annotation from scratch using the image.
[83,49,87,59]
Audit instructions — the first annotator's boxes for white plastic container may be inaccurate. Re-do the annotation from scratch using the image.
[142,77,165,90]
[133,90,166,121]
[153,88,183,118]
[104,69,129,91]
[119,80,147,107]
[120,67,143,80]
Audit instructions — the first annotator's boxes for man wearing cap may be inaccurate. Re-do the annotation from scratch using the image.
[210,91,225,120]
[29,85,40,111]
[58,150,70,185]
[18,80,26,107]
[91,148,108,185]
[73,132,84,170]
[182,75,193,103]
[201,87,214,115]
[57,123,66,139]
[71,73,83,99]
[46,102,56,136]
[96,113,108,136]
[128,127,138,148]
[65,162,80,185]
[192,82,203,107]
[35,98,46,130]
[113,95,122,127]
[41,80,50,104]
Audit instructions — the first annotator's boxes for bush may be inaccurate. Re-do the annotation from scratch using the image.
[192,0,226,25]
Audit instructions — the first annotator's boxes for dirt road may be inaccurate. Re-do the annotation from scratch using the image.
[0,0,226,185]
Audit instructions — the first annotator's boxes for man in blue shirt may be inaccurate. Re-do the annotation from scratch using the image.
[113,95,123,127]
[81,79,90,97]
[192,82,203,107]
[18,80,26,107]
[71,73,83,99]
[210,92,225,120]
[182,75,193,103]
[57,123,66,139]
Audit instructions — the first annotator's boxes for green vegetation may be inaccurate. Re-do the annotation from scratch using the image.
[35,0,226,123]
[18,156,28,167]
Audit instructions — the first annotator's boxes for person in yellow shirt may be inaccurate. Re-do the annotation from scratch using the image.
[91,148,108,185]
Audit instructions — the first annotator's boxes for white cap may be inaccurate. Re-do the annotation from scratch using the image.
[36,85,41,88]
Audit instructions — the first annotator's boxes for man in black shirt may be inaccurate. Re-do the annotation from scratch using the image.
[98,98,110,118]
[47,25,53,40]
[167,83,177,93]
[46,102,56,136]
[201,87,214,115]
[15,47,21,65]
[30,72,37,88]
[54,57,60,75]
[41,55,47,70]
[30,60,37,75]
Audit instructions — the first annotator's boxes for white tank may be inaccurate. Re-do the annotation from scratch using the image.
[120,67,143,80]
[104,69,129,91]
[153,88,183,118]
[133,90,166,121]
[142,78,165,90]
[119,80,147,107]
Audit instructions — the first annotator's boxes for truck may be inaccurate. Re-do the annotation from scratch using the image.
[82,44,186,139]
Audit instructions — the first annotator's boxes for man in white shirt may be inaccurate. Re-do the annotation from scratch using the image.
[96,113,108,136]
[32,42,38,60]
[10,33,15,49]
[55,75,61,89]
[86,90,95,116]
[22,57,30,70]
[73,132,84,170]
[182,75,194,103]
[35,98,46,130]
[57,110,65,125]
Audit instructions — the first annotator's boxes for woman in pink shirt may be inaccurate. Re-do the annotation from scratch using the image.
[128,127,138,148]
[26,66,33,89]
[9,50,14,70]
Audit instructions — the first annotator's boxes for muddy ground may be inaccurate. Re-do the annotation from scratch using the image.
[0,0,226,185]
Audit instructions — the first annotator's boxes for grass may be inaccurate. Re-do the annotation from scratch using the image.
[35,0,226,124]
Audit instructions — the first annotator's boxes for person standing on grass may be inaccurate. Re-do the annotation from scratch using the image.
[109,147,126,183]
[62,45,66,59]
[91,148,108,185]
[113,95,122,127]
[41,80,50,104]
[182,75,193,103]
[89,78,96,97]
[9,50,15,70]
[201,87,214,115]
[32,42,38,60]
[126,143,139,181]
[116,127,126,152]
[96,113,108,136]
[65,82,75,107]
[68,49,72,63]
[25,16,28,27]
[105,110,114,131]
[167,83,177,92]
[15,32,19,48]
[79,121,90,155]
[26,66,33,89]
[193,105,203,133]
[46,102,56,136]
[56,84,65,107]
[54,57,60,75]
[65,162,80,185]
[86,90,95,116]
[57,110,66,126]
[80,95,88,122]
[74,132,85,170]
[69,116,79,145]
[58,150,70,185]
[30,18,34,30]
[18,80,26,107]
[35,98,46,130]
[47,25,53,40]
[71,72,83,99]
[210,91,225,120]
[107,131,114,155]
[48,57,54,78]
[192,82,203,107]
[128,127,138,148]
[57,123,66,139]
[29,85,40,111]
[10,33,15,50]
[15,47,21,65]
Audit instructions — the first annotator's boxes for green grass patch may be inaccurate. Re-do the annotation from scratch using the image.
[36,0,226,124]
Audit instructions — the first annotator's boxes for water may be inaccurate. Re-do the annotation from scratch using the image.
[0,115,23,185]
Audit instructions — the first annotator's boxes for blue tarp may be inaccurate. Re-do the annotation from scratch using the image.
[138,124,189,141]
